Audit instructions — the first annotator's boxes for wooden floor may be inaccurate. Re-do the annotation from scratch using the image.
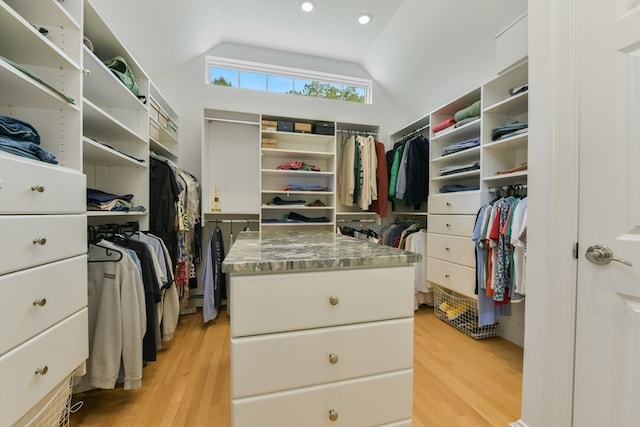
[69,307,523,427]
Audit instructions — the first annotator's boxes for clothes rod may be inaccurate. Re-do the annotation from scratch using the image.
[205,219,260,223]
[204,117,260,126]
[488,184,528,192]
[336,218,377,223]
[337,129,378,136]
[394,124,430,142]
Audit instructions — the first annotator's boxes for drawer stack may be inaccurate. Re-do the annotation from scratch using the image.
[229,266,415,427]
[0,154,88,427]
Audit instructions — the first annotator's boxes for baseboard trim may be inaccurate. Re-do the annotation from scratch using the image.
[510,420,529,427]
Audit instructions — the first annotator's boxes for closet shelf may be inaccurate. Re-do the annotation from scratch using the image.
[4,0,81,34]
[83,98,147,145]
[483,170,528,183]
[483,90,528,116]
[261,205,331,210]
[261,169,333,177]
[261,148,334,159]
[0,2,81,70]
[262,190,335,196]
[432,170,481,182]
[83,137,148,168]
[430,146,481,164]
[483,133,528,150]
[149,137,177,160]
[0,61,80,111]
[430,119,481,143]
[87,211,148,218]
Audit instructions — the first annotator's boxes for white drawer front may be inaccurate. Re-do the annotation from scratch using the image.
[380,421,412,427]
[0,309,88,427]
[0,155,85,214]
[426,257,477,299]
[232,370,413,427]
[0,215,86,275]
[428,192,480,215]
[231,318,413,398]
[428,214,476,237]
[230,266,414,337]
[0,256,87,354]
[427,233,475,268]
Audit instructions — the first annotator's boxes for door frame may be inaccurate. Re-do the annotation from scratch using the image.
[517,1,581,426]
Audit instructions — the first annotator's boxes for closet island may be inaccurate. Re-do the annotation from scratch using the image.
[222,230,420,427]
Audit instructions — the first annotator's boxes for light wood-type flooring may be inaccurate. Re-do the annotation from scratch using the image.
[69,306,523,427]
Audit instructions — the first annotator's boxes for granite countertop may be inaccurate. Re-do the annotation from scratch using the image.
[221,230,422,273]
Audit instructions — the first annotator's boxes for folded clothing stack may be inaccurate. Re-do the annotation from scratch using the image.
[87,188,146,212]
[0,115,58,164]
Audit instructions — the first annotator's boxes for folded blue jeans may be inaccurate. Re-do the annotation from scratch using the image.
[0,115,40,145]
[0,135,58,163]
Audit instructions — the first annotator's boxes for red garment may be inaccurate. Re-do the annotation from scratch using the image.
[369,141,389,217]
[432,118,456,133]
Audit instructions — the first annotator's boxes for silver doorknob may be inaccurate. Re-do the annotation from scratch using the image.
[585,244,633,267]
[328,409,338,422]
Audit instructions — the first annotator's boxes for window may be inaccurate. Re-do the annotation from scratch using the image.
[207,56,372,104]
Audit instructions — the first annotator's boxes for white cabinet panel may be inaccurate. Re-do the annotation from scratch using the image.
[427,233,475,267]
[230,266,414,337]
[0,215,86,274]
[0,155,85,214]
[231,318,413,398]
[428,192,481,215]
[428,214,476,237]
[427,257,477,299]
[0,255,87,354]
[0,309,88,427]
[232,370,413,427]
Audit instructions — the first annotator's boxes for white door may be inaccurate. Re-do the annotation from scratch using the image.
[574,1,640,426]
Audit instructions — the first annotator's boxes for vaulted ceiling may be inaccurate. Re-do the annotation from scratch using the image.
[91,0,527,117]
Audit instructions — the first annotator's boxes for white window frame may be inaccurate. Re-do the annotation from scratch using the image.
[205,56,372,104]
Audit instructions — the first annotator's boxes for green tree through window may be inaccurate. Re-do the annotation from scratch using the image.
[212,76,232,87]
[290,81,365,103]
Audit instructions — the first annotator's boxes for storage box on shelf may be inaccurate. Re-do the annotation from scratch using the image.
[482,60,528,191]
[83,0,150,228]
[149,82,179,160]
[260,116,336,231]
[0,3,86,425]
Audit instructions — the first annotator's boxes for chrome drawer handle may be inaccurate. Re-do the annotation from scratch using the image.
[30,184,45,193]
[329,353,339,364]
[329,296,339,306]
[329,409,338,422]
[33,298,47,307]
[35,366,48,375]
[32,237,47,245]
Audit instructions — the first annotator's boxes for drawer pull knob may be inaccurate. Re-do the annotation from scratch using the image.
[35,366,48,375]
[445,274,450,278]
[445,247,451,251]
[329,296,339,306]
[328,409,339,422]
[446,223,451,227]
[329,353,339,364]
[33,298,47,307]
[446,202,452,206]
[32,237,47,245]
[31,184,45,193]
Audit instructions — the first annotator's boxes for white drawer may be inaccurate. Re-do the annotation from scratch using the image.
[428,192,480,215]
[0,215,86,275]
[0,155,85,214]
[230,266,414,337]
[232,369,413,427]
[0,309,88,427]
[428,214,476,237]
[380,421,412,427]
[426,257,477,299]
[427,233,475,267]
[0,255,87,354]
[231,318,413,398]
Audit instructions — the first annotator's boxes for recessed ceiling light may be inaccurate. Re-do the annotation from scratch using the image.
[358,13,372,25]
[301,1,315,12]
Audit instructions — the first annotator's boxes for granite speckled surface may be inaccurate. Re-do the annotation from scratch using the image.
[221,230,422,273]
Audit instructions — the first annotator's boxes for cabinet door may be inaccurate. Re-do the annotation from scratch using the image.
[0,255,87,354]
[0,155,85,214]
[427,233,475,267]
[229,266,414,337]
[426,257,477,299]
[231,318,413,398]
[232,370,413,427]
[0,309,88,427]
[0,215,86,274]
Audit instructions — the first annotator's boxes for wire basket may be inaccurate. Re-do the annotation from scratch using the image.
[20,372,75,427]
[433,285,500,339]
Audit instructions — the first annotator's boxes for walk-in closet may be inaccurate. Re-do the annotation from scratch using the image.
[2,1,638,426]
